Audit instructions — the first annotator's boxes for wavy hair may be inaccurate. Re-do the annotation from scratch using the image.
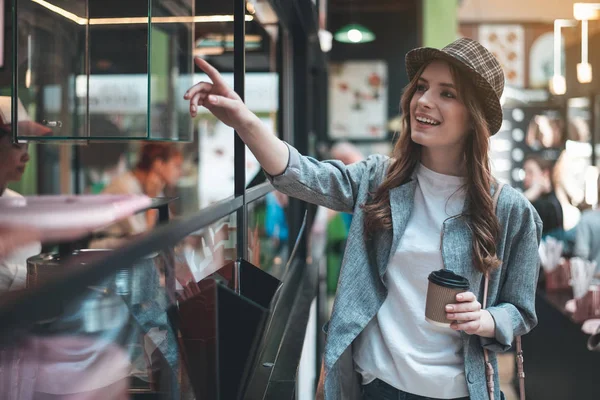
[362,61,501,274]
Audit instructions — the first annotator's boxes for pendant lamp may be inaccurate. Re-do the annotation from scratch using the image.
[334,23,375,44]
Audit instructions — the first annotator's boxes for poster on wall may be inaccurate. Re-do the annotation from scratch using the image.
[329,61,388,139]
[478,25,525,88]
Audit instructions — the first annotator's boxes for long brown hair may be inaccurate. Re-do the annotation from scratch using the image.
[362,61,501,274]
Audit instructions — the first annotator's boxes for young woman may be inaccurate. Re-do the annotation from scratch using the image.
[184,38,542,400]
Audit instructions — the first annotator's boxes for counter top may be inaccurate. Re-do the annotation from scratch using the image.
[522,289,600,399]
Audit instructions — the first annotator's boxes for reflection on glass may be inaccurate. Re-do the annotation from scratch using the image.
[173,212,238,284]
[0,210,240,398]
[247,194,288,278]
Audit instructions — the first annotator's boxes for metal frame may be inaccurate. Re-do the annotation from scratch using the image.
[234,0,248,261]
[246,181,275,204]
[10,0,18,144]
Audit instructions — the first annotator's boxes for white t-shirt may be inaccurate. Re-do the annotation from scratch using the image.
[353,163,469,399]
[0,189,42,291]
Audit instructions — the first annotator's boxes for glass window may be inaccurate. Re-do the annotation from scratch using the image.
[13,0,87,140]
[177,2,237,211]
[247,193,289,279]
[12,0,194,141]
[148,0,194,142]
[245,7,281,188]
[174,212,239,284]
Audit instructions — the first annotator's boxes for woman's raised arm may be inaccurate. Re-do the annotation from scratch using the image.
[184,57,289,176]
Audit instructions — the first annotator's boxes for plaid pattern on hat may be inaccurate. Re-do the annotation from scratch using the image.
[405,38,504,135]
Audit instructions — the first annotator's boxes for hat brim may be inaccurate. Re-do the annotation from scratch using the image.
[405,47,503,135]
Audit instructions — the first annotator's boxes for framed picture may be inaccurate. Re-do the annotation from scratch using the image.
[478,24,525,88]
[329,60,388,139]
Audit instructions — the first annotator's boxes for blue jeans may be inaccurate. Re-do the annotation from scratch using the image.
[362,379,470,400]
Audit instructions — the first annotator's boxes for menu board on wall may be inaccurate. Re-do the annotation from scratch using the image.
[328,61,388,139]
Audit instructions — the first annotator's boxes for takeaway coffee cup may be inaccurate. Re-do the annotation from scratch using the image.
[425,269,470,327]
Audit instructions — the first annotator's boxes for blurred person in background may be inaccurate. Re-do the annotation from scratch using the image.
[91,142,183,249]
[523,154,563,237]
[0,120,45,290]
[330,141,365,166]
[574,178,600,276]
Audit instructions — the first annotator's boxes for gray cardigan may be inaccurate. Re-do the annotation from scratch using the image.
[267,144,543,400]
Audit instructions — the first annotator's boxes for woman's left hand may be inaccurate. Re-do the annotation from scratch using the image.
[445,292,496,338]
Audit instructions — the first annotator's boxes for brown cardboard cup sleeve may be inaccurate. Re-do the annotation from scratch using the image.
[425,269,470,328]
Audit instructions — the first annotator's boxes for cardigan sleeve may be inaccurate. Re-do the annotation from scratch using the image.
[480,215,543,352]
[264,142,387,213]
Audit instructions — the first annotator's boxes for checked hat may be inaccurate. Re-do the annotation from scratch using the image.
[405,38,505,135]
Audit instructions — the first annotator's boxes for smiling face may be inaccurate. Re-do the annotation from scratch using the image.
[409,60,471,153]
[0,133,30,187]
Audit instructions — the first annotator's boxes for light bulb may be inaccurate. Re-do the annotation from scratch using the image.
[549,75,566,95]
[318,29,333,52]
[574,3,600,21]
[347,29,363,43]
[577,62,593,83]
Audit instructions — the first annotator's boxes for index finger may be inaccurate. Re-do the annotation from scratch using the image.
[194,57,227,86]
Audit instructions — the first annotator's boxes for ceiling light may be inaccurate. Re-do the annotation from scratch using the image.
[31,1,253,25]
[549,19,577,95]
[334,24,375,44]
[573,4,599,84]
[577,62,593,83]
[318,29,333,52]
[574,3,600,21]
[549,75,566,95]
